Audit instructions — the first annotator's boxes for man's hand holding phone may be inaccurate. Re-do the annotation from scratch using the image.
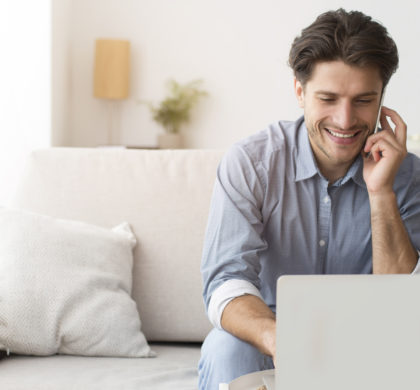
[362,104,416,275]
[363,106,408,195]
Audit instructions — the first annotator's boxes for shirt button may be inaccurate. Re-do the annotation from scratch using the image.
[323,196,330,204]
[319,240,326,247]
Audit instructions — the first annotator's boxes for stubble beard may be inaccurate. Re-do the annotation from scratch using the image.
[307,119,371,163]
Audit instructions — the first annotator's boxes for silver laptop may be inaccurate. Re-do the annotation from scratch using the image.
[263,274,420,390]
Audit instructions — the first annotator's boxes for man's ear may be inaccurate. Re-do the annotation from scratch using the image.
[294,78,305,108]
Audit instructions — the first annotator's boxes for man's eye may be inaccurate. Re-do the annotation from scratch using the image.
[320,98,335,102]
[356,99,373,104]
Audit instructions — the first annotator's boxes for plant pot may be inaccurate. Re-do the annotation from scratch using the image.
[157,133,183,149]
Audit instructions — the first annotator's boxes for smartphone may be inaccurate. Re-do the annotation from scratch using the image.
[366,87,386,158]
[373,87,386,135]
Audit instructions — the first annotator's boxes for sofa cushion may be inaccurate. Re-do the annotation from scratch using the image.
[12,149,224,341]
[0,343,201,390]
[0,207,154,357]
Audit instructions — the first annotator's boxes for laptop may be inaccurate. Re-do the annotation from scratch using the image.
[262,274,420,390]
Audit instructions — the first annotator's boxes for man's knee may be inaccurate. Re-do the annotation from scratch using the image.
[198,328,273,390]
[201,327,263,365]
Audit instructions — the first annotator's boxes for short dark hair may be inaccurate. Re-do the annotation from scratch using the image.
[289,9,399,87]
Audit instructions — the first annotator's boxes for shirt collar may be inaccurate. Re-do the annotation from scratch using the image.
[294,117,366,188]
[329,154,366,188]
[294,118,318,182]
[345,155,366,188]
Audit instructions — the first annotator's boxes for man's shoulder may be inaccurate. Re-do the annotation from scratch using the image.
[398,152,420,175]
[394,152,420,192]
[230,117,305,164]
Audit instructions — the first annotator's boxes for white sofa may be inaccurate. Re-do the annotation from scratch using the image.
[0,147,224,389]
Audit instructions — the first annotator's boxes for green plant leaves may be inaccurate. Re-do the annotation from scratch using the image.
[150,79,207,134]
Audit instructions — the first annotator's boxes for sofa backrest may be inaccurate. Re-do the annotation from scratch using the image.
[12,148,225,342]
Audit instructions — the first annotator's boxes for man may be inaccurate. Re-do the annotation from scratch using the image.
[199,9,420,390]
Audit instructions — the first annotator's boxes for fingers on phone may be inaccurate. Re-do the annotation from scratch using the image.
[379,106,407,146]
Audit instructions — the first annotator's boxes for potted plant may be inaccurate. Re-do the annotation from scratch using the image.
[148,79,207,148]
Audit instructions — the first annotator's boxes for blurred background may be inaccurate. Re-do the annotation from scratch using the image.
[1,0,419,204]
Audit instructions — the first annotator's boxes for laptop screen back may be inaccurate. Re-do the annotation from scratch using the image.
[275,275,420,390]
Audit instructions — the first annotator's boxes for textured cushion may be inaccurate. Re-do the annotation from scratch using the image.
[0,207,154,357]
[12,149,224,341]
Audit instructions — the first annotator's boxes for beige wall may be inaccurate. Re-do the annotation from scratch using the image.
[52,0,72,146]
[54,0,420,149]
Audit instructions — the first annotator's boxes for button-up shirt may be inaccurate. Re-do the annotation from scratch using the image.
[201,117,420,328]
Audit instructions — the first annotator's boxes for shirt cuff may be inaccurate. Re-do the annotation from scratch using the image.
[410,251,420,274]
[207,279,263,329]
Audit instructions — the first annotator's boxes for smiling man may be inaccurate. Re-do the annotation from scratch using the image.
[199,9,420,389]
[296,62,381,181]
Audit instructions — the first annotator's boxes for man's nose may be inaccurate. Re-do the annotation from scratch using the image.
[333,102,357,130]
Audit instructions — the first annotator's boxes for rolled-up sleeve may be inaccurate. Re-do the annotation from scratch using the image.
[207,279,264,329]
[201,144,267,319]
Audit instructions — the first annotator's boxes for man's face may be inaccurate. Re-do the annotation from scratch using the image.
[295,61,383,177]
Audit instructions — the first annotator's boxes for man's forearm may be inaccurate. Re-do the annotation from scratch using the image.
[369,191,418,273]
[220,294,276,359]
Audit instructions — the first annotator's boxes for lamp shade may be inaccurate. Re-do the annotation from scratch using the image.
[94,39,130,99]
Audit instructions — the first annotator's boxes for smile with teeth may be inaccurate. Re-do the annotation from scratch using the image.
[325,128,359,138]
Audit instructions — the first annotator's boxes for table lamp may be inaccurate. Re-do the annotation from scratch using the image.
[94,39,130,145]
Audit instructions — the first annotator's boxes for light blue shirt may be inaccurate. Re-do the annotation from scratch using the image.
[201,117,420,321]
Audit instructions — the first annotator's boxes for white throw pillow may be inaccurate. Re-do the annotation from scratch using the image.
[0,208,155,357]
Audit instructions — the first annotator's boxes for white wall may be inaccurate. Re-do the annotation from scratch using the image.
[52,0,72,146]
[0,0,51,205]
[58,0,420,149]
